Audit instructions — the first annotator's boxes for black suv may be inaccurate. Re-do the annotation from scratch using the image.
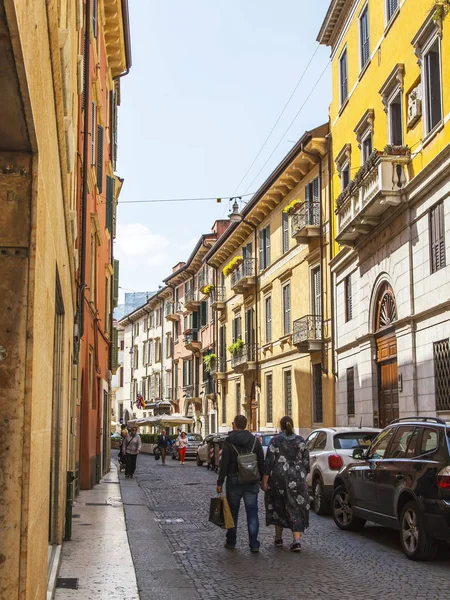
[331,417,450,560]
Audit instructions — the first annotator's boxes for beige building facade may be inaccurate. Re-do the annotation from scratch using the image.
[0,0,80,598]
[206,125,335,436]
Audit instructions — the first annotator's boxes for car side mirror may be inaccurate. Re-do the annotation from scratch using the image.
[352,448,366,460]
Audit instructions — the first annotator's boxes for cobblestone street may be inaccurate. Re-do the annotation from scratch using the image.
[119,452,450,600]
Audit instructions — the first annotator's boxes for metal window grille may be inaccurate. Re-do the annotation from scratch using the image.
[313,363,323,423]
[434,339,450,411]
[284,371,292,416]
[347,367,355,416]
[266,374,273,423]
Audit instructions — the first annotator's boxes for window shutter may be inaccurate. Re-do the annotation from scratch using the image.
[106,175,114,233]
[265,226,270,267]
[82,32,88,110]
[111,328,118,373]
[113,259,119,308]
[96,125,104,192]
[259,229,265,270]
[431,202,446,272]
[91,102,96,165]
[266,374,273,423]
[284,371,292,416]
[282,212,289,253]
[347,367,355,416]
[313,177,320,225]
[93,0,98,37]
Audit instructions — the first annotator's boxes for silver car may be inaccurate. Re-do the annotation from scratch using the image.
[172,433,203,461]
[254,431,278,456]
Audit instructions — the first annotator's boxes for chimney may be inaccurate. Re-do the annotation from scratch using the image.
[211,219,230,239]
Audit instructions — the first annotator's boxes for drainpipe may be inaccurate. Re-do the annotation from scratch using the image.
[319,155,327,377]
[253,226,260,432]
[326,132,337,379]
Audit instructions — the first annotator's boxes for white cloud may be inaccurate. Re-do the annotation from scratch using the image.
[147,252,169,267]
[116,223,169,257]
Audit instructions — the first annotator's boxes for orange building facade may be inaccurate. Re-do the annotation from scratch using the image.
[76,0,131,490]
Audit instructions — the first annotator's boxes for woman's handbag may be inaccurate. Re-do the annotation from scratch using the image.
[209,496,234,529]
[154,447,161,461]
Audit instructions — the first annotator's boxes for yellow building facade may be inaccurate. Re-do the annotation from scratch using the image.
[206,125,335,436]
[319,0,450,426]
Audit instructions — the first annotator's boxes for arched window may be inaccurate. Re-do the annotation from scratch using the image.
[374,282,398,332]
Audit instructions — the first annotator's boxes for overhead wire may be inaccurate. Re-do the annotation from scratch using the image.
[231,45,321,197]
[111,192,255,205]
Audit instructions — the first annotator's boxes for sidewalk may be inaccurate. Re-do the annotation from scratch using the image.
[54,463,139,600]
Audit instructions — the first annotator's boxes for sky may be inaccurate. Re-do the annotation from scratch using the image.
[115,0,332,302]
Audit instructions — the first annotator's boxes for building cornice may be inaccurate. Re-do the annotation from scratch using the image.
[103,0,131,77]
[317,0,354,47]
[164,234,217,286]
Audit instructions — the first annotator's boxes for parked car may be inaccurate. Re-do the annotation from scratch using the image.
[330,417,450,560]
[254,431,278,456]
[111,432,122,442]
[172,433,203,461]
[306,427,381,514]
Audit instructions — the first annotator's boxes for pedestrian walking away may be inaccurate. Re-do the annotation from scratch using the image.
[157,429,170,465]
[177,431,188,464]
[118,428,128,472]
[216,414,264,552]
[125,427,142,478]
[262,416,310,552]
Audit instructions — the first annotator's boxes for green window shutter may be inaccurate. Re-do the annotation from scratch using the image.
[111,327,118,373]
[265,225,270,267]
[113,259,119,308]
[96,125,104,193]
[106,175,114,233]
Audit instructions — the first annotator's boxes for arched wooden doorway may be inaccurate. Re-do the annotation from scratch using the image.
[374,282,399,427]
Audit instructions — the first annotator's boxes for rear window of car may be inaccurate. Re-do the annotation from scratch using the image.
[334,432,379,450]
[187,434,202,441]
[260,435,275,446]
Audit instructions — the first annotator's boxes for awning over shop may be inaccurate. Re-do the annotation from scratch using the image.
[127,413,194,427]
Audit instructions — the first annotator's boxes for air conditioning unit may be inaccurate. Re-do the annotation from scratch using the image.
[407,98,422,128]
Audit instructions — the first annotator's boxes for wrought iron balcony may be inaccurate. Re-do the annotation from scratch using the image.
[211,286,226,311]
[230,343,256,372]
[293,315,322,352]
[336,150,410,247]
[230,258,256,294]
[165,387,172,401]
[204,378,215,395]
[183,329,201,352]
[184,288,201,311]
[183,383,200,400]
[210,356,227,380]
[165,301,181,322]
[291,201,320,243]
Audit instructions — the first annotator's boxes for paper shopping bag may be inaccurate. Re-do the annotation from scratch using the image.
[209,497,225,528]
[221,497,235,530]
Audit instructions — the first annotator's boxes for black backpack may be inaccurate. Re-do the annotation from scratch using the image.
[231,438,260,484]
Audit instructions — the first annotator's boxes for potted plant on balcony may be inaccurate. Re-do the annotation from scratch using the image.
[283,198,302,215]
[228,338,244,356]
[383,144,410,156]
[433,0,450,22]
[223,256,243,277]
[203,352,216,372]
[201,283,215,297]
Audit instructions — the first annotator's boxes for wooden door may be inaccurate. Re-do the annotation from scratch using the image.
[377,334,399,428]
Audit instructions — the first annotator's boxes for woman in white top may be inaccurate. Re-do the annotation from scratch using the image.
[177,431,188,464]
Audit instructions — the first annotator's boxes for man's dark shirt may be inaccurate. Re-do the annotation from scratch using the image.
[217,429,264,486]
[158,434,169,448]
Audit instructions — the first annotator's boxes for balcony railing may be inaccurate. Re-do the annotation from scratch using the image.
[230,343,256,371]
[211,286,226,310]
[230,258,256,294]
[293,315,322,352]
[165,387,172,400]
[336,150,410,246]
[183,329,201,351]
[165,301,182,321]
[210,356,226,379]
[291,201,320,243]
[184,288,201,311]
[204,378,215,395]
[183,383,200,399]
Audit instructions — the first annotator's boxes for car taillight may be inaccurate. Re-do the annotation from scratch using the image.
[328,454,344,470]
[437,466,450,489]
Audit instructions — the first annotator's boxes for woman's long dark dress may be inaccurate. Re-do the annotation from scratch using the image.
[264,433,310,532]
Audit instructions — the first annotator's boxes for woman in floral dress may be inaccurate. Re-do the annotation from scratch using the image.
[262,416,310,552]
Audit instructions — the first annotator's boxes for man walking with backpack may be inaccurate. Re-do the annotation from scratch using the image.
[216,414,264,552]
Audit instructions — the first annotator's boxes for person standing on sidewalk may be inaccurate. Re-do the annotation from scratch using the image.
[157,429,170,465]
[125,427,141,478]
[216,415,264,552]
[177,431,188,464]
[262,415,310,552]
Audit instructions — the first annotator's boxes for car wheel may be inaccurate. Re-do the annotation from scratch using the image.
[400,501,437,561]
[331,485,366,531]
[313,477,329,515]
[196,455,203,467]
[172,450,177,460]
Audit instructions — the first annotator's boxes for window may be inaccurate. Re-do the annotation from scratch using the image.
[419,428,438,455]
[341,162,350,190]
[305,177,320,225]
[219,325,226,360]
[265,296,272,343]
[359,6,370,69]
[282,212,289,253]
[88,347,94,408]
[155,339,161,363]
[313,363,323,423]
[389,93,403,145]
[367,427,395,459]
[312,266,321,318]
[142,341,147,365]
[347,367,355,416]
[361,131,372,163]
[106,176,115,234]
[93,0,98,37]
[282,283,291,335]
[339,49,348,106]
[166,334,172,358]
[96,124,104,193]
[104,275,111,335]
[148,340,153,364]
[423,38,442,133]
[284,370,292,416]
[119,367,124,387]
[386,0,398,22]
[242,242,252,260]
[232,315,242,343]
[89,234,96,304]
[430,201,446,273]
[259,226,271,271]
[120,340,124,351]
[306,431,319,450]
[199,301,208,328]
[345,274,352,321]
[266,374,273,423]
[386,426,415,459]
[236,382,241,415]
[434,339,450,411]
[314,431,327,451]
[91,102,96,165]
[222,384,227,424]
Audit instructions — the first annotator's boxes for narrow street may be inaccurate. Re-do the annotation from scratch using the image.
[119,452,450,600]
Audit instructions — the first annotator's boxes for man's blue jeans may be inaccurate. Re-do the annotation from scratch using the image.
[225,475,260,549]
